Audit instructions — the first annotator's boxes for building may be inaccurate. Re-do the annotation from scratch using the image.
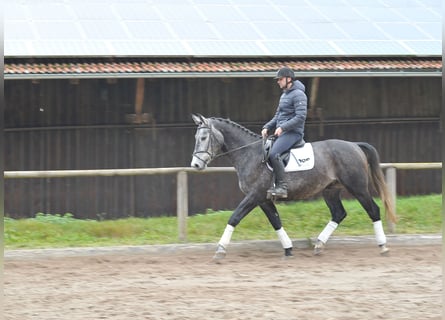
[4,0,442,219]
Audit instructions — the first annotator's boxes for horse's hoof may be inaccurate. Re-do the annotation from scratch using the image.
[314,240,325,256]
[284,247,293,258]
[213,245,227,260]
[379,245,390,256]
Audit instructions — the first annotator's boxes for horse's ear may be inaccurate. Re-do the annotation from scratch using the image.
[191,113,202,125]
[191,113,208,126]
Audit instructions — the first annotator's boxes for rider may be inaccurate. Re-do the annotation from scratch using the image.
[261,67,308,198]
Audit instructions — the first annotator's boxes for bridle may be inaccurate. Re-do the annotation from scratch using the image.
[192,125,217,165]
[192,124,262,165]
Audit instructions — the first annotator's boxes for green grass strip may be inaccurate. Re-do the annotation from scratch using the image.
[4,194,441,249]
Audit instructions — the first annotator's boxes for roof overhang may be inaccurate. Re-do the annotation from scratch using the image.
[4,57,442,80]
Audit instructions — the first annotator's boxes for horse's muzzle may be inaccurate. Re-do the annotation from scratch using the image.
[191,157,206,170]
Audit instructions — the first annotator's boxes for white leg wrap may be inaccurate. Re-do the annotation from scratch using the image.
[276,227,293,249]
[218,224,234,248]
[317,221,338,244]
[373,220,386,245]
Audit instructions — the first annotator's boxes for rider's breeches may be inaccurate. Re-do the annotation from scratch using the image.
[269,132,302,159]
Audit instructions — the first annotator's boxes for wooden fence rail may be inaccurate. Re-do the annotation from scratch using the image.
[4,163,442,241]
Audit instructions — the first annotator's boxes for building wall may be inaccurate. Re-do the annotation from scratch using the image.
[4,77,441,219]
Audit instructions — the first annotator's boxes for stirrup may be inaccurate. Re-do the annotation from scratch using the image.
[271,186,288,198]
[266,188,287,199]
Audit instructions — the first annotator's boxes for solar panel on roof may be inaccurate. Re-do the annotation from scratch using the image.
[396,7,440,22]
[315,6,364,22]
[421,0,441,6]
[416,22,441,39]
[401,41,442,55]
[156,5,203,21]
[82,21,129,39]
[5,21,35,40]
[298,23,348,40]
[344,0,386,6]
[125,21,175,40]
[5,41,30,56]
[198,5,244,22]
[255,22,306,40]
[230,0,270,5]
[170,21,218,40]
[71,3,116,20]
[354,7,405,22]
[194,0,231,4]
[34,21,83,40]
[112,3,162,20]
[336,22,389,40]
[380,0,430,7]
[262,40,339,56]
[278,6,329,23]
[333,40,411,55]
[25,3,74,20]
[236,5,285,21]
[3,0,441,57]
[377,23,432,40]
[4,3,29,20]
[110,41,190,56]
[187,41,264,56]
[212,22,262,40]
[32,40,111,56]
[150,0,192,4]
[309,0,346,5]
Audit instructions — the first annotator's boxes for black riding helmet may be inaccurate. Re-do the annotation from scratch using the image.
[274,67,295,80]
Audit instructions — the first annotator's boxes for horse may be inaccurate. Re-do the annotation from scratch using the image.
[190,114,397,260]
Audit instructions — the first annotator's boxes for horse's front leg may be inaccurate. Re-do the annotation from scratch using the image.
[214,195,258,260]
[259,200,293,258]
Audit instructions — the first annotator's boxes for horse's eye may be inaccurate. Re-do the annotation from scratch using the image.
[200,136,207,141]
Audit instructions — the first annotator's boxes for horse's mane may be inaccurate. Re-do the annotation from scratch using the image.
[210,117,261,139]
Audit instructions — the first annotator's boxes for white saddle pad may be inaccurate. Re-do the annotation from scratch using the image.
[267,143,315,172]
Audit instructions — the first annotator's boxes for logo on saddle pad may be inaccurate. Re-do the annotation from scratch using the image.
[267,143,315,172]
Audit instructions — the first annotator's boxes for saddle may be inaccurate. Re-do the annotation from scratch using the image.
[263,136,305,166]
[263,136,314,172]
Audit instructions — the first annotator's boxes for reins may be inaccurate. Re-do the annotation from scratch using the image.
[193,124,262,162]
[214,139,262,159]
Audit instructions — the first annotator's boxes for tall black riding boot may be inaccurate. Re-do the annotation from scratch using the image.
[268,155,288,198]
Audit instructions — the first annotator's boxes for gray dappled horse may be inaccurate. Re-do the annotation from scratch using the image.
[190,114,397,259]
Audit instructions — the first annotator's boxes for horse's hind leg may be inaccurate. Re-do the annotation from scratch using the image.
[260,200,293,257]
[352,191,389,255]
[314,186,346,255]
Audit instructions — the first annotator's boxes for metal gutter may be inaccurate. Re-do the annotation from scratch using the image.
[4,70,442,80]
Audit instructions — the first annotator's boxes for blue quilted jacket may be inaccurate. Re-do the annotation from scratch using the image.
[263,80,307,136]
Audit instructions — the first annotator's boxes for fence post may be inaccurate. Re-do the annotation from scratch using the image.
[177,171,188,242]
[385,167,397,233]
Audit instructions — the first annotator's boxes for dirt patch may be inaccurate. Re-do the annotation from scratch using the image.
[4,244,442,320]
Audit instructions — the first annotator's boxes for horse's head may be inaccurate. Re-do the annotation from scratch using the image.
[190,114,224,170]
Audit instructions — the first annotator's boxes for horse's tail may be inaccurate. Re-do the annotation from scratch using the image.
[356,142,398,223]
